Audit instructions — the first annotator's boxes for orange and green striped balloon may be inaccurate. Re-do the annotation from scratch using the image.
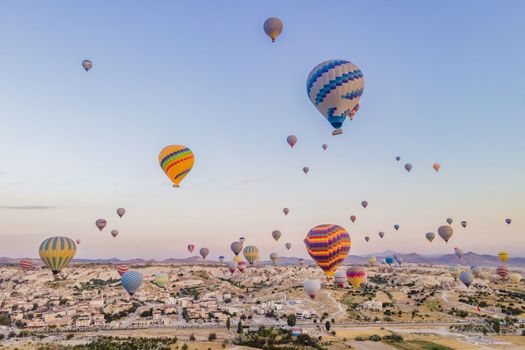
[304,224,351,277]
[39,236,76,274]
[159,145,194,188]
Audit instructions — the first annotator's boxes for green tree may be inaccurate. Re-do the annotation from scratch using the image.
[237,320,243,334]
[208,333,217,341]
[226,317,231,330]
[325,320,331,332]
[287,314,296,327]
[189,334,196,342]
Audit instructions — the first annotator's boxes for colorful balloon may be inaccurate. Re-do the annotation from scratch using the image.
[498,251,509,262]
[231,241,242,256]
[286,135,297,149]
[298,258,305,266]
[96,219,107,231]
[350,215,356,223]
[454,247,463,259]
[361,201,368,209]
[438,225,453,243]
[238,260,247,273]
[303,167,309,174]
[461,221,467,228]
[303,279,321,299]
[395,255,404,265]
[233,255,241,263]
[378,231,384,239]
[446,218,453,225]
[307,60,364,135]
[219,256,225,263]
[433,163,441,172]
[496,266,510,279]
[285,242,292,250]
[404,163,412,172]
[272,230,281,241]
[270,252,279,265]
[19,259,33,271]
[227,261,238,274]
[187,244,195,253]
[159,145,194,188]
[243,245,259,265]
[505,218,512,224]
[459,271,474,287]
[121,271,143,296]
[510,273,522,284]
[334,270,346,287]
[283,208,289,216]
[154,272,169,288]
[368,256,377,266]
[385,256,394,266]
[117,208,126,218]
[263,17,283,42]
[117,265,129,276]
[346,266,366,288]
[82,59,93,72]
[39,237,76,274]
[199,248,209,260]
[304,224,351,277]
[111,230,119,238]
[239,237,246,244]
[394,224,400,231]
[425,232,435,242]
[322,144,328,151]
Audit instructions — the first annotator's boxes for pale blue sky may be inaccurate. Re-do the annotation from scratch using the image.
[0,1,524,260]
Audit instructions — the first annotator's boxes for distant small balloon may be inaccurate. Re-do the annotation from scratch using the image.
[510,273,522,284]
[263,17,283,43]
[283,208,289,216]
[19,259,33,271]
[238,260,247,273]
[303,279,321,299]
[350,215,357,223]
[364,236,370,242]
[76,239,81,245]
[404,163,412,172]
[285,242,291,250]
[272,230,281,241]
[334,270,346,287]
[433,163,441,172]
[219,256,225,263]
[438,225,453,243]
[199,248,209,260]
[454,247,463,259]
[270,252,279,265]
[446,218,453,225]
[239,237,245,244]
[303,167,309,174]
[154,272,169,288]
[459,271,474,288]
[395,156,401,162]
[96,219,107,231]
[496,266,509,279]
[187,244,195,253]
[461,221,467,228]
[385,256,394,265]
[117,208,126,218]
[505,218,512,224]
[361,201,368,209]
[111,230,118,238]
[322,144,328,151]
[227,261,238,274]
[368,256,377,266]
[82,59,93,72]
[117,265,129,276]
[231,241,242,256]
[394,224,400,231]
[498,251,509,263]
[378,231,384,239]
[425,232,435,242]
[287,135,297,148]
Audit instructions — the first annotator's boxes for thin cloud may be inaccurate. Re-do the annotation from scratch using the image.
[231,177,264,187]
[0,205,55,210]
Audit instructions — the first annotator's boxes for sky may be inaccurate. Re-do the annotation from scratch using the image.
[0,1,524,260]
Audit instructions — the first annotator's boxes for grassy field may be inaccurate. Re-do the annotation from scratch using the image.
[384,339,454,350]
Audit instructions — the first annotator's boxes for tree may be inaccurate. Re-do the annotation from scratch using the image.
[287,314,296,327]
[208,333,217,341]
[189,334,196,342]
[226,317,231,330]
[237,320,243,334]
[325,321,331,332]
[181,343,189,350]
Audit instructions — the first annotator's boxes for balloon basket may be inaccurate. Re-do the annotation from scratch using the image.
[332,129,343,136]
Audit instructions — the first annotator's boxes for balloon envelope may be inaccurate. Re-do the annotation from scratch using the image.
[272,230,282,241]
[285,242,291,250]
[438,225,453,243]
[111,230,118,238]
[496,266,510,279]
[159,145,194,188]
[510,273,522,284]
[96,219,107,231]
[82,59,93,71]
[505,218,512,224]
[263,17,283,42]
[117,265,129,276]
[304,224,351,277]
[307,60,364,135]
[227,261,238,273]
[238,260,247,273]
[199,248,209,260]
[498,251,509,262]
[76,239,81,245]
[395,156,401,161]
[239,237,245,244]
[361,201,368,209]
[322,144,328,150]
[243,245,259,265]
[19,259,33,271]
[270,252,279,265]
[219,256,225,263]
[378,232,385,239]
[425,232,435,242]
[334,270,346,287]
[368,256,377,266]
[394,224,399,231]
[154,272,169,288]
[303,279,321,299]
[231,241,242,255]
[459,271,474,287]
[346,266,366,288]
[446,218,453,225]
[454,247,463,259]
[121,271,143,295]
[433,163,441,172]
[404,163,412,172]
[364,236,370,242]
[385,257,394,265]
[117,208,126,218]
[461,221,467,228]
[287,135,297,148]
[303,167,309,174]
[187,244,195,253]
[350,215,356,223]
[283,208,289,216]
[39,237,76,274]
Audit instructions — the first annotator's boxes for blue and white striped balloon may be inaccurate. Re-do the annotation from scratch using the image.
[121,271,143,296]
[306,60,364,135]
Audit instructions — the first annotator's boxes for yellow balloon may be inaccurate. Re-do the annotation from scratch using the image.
[232,255,241,263]
[498,251,509,262]
[159,145,195,187]
[510,273,522,284]
[39,236,76,274]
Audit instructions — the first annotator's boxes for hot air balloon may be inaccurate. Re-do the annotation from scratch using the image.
[378,232,385,239]
[121,271,143,296]
[364,236,370,242]
[505,218,512,224]
[303,167,309,174]
[233,255,241,263]
[438,225,453,243]
[19,259,33,271]
[471,265,482,277]
[304,224,351,277]
[394,224,400,231]
[404,163,412,172]
[449,265,462,279]
[368,256,377,266]
[219,256,225,263]
[307,60,364,135]
[395,156,401,161]
[395,256,404,265]
[350,215,356,223]
[227,261,238,274]
[385,257,394,266]
[82,59,93,72]
[231,241,242,256]
[187,244,195,253]
[111,230,119,238]
[287,135,297,148]
[361,201,368,209]
[270,252,279,265]
[159,145,194,188]
[96,219,107,231]
[117,265,129,276]
[272,230,282,241]
[496,266,510,279]
[346,266,366,288]
[239,237,245,244]
[243,246,259,265]
[322,144,328,151]
[199,248,209,260]
[459,271,474,287]
[263,17,283,42]
[425,232,435,242]
[433,163,441,172]
[39,237,76,274]
[454,247,464,259]
[510,273,522,284]
[154,272,169,288]
[116,208,126,218]
[498,251,509,262]
[76,239,81,245]
[298,258,305,266]
[334,270,346,287]
[283,208,289,216]
[461,221,467,228]
[238,260,247,273]
[285,242,291,250]
[446,218,453,225]
[303,279,321,299]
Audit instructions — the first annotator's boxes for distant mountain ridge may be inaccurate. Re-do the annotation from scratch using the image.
[2,251,525,267]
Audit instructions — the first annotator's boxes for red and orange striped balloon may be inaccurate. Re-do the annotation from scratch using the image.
[304,224,351,277]
[19,259,33,271]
